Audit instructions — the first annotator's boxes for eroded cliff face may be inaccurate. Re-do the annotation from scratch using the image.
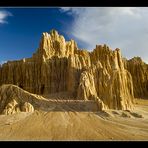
[0,84,42,115]
[0,29,146,111]
[77,47,134,110]
[124,57,148,98]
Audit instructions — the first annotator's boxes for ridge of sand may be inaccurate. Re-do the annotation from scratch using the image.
[0,98,147,140]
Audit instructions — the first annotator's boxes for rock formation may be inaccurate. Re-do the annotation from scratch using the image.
[77,48,134,110]
[124,57,148,98]
[0,84,100,115]
[0,29,147,111]
[0,84,44,115]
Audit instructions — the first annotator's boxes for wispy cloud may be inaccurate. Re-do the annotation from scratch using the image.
[0,10,12,24]
[60,7,148,63]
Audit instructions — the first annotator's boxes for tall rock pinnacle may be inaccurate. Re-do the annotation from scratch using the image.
[33,29,78,61]
[0,29,147,111]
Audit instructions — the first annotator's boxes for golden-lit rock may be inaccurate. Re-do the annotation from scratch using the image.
[0,29,146,111]
[0,84,47,115]
[124,57,148,98]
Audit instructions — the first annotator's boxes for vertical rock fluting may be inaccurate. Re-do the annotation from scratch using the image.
[124,57,148,98]
[67,50,91,97]
[77,48,134,110]
[0,30,76,95]
[0,29,146,111]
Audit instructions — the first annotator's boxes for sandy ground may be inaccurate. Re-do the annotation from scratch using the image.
[0,98,148,141]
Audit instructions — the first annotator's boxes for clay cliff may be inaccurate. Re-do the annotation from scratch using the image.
[124,57,148,98]
[0,84,100,115]
[0,84,41,115]
[0,29,147,111]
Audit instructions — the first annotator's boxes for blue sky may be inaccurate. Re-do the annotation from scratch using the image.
[0,8,75,63]
[0,7,148,64]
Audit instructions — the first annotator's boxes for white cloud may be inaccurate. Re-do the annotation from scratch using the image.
[0,61,7,65]
[0,10,12,24]
[60,7,148,64]
[60,7,85,16]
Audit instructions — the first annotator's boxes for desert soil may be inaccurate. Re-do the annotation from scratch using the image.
[0,98,148,141]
